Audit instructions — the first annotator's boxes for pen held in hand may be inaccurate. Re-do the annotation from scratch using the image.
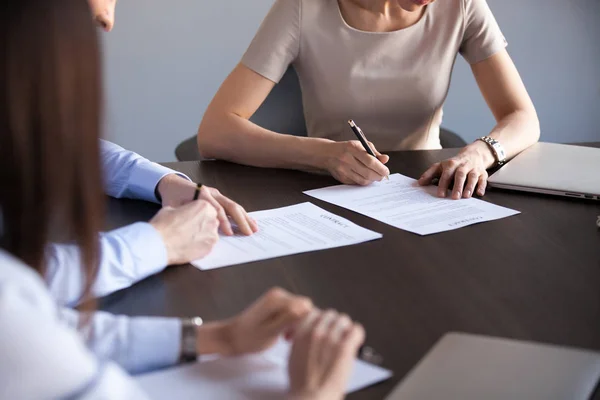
[347,119,389,181]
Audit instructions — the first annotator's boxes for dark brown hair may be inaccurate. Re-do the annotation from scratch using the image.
[0,0,104,300]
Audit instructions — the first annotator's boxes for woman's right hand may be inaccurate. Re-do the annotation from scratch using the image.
[288,310,366,400]
[322,141,390,186]
[149,199,219,265]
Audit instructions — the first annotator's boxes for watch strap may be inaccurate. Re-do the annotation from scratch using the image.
[179,317,203,363]
[477,136,506,166]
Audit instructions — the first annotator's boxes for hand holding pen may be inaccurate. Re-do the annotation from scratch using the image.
[317,120,390,186]
[348,120,390,181]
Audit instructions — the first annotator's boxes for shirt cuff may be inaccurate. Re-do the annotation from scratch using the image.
[128,161,191,204]
[109,222,169,278]
[128,317,182,374]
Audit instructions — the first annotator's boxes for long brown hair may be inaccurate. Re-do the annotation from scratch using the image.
[0,0,104,300]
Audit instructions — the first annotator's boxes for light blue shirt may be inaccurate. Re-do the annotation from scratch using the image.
[46,140,186,306]
[0,250,152,399]
[99,140,185,203]
[41,140,191,381]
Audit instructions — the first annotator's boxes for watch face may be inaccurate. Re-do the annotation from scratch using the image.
[494,145,506,161]
[180,318,202,361]
[183,334,196,350]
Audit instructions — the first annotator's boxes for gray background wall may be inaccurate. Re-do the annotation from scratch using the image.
[102,0,600,162]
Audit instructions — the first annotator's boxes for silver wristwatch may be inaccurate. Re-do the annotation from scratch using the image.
[477,136,506,166]
[179,317,203,363]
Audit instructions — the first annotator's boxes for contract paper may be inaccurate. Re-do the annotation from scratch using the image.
[135,339,392,399]
[304,174,520,236]
[193,202,382,270]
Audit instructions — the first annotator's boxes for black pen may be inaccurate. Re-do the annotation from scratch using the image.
[347,119,389,180]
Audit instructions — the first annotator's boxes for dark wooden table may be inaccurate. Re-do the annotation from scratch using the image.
[100,146,600,399]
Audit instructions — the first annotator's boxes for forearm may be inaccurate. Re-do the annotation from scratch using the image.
[46,223,168,307]
[198,112,330,171]
[61,308,181,375]
[462,109,540,168]
[100,139,189,203]
[488,109,540,160]
[195,321,230,355]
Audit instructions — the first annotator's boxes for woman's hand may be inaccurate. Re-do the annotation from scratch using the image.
[418,141,495,199]
[288,310,365,400]
[157,174,258,235]
[322,141,390,186]
[196,288,314,357]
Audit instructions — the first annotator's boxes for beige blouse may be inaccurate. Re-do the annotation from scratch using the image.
[241,0,507,151]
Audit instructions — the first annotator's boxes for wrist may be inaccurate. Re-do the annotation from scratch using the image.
[195,321,232,356]
[156,174,178,203]
[148,220,176,265]
[157,173,195,203]
[464,140,496,169]
[303,138,336,171]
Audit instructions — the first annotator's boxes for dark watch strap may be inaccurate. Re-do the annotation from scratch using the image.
[179,317,203,363]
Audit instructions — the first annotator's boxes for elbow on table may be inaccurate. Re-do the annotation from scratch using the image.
[529,112,541,144]
[197,119,223,160]
[518,108,541,150]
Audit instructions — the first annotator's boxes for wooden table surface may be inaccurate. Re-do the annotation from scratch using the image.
[100,146,600,399]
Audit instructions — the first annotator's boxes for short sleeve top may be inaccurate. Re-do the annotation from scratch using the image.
[242,0,507,150]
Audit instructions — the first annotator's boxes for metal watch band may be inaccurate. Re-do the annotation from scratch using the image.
[477,136,507,166]
[179,316,203,363]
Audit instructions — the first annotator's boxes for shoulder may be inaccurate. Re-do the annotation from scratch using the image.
[422,0,466,37]
[271,0,333,20]
[269,0,302,16]
[299,0,330,11]
[428,0,465,21]
[0,250,102,399]
[460,0,497,20]
[256,0,303,33]
[299,0,339,15]
[461,0,491,9]
[257,0,339,31]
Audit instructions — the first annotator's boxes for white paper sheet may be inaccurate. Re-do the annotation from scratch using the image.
[304,174,520,236]
[135,339,392,400]
[193,202,382,270]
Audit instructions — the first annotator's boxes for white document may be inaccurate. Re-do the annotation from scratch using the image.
[135,339,392,400]
[193,202,382,270]
[304,174,520,236]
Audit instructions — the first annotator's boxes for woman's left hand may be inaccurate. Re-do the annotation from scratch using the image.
[201,288,314,357]
[418,142,495,200]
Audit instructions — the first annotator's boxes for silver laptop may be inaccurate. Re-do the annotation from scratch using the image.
[385,333,600,400]
[488,142,600,200]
